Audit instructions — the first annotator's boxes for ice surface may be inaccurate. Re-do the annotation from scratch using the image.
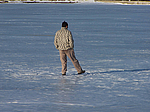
[0,3,150,112]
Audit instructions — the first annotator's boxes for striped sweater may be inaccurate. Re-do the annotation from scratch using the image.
[54,27,74,50]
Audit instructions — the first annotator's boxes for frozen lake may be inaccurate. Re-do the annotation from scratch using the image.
[0,3,150,112]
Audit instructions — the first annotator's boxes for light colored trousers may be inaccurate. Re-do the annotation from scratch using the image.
[59,49,82,74]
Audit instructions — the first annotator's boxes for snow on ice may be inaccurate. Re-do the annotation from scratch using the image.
[0,3,150,112]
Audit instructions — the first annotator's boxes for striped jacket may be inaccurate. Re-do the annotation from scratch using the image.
[54,27,74,50]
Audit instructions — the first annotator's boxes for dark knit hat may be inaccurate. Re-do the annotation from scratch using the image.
[62,21,68,27]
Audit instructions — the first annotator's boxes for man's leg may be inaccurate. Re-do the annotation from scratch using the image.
[66,49,83,73]
[59,50,67,74]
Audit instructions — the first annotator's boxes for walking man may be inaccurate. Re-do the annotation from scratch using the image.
[54,21,85,75]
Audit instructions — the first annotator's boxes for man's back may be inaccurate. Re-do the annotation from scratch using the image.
[54,27,74,50]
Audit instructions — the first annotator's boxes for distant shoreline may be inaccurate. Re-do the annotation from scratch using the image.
[0,0,78,4]
[95,0,150,5]
[0,0,150,5]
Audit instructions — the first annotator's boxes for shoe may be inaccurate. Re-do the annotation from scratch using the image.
[62,73,66,76]
[78,70,85,74]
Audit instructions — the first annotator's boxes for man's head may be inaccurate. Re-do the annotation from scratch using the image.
[62,21,68,28]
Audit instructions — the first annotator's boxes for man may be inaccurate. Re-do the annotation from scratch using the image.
[54,21,85,75]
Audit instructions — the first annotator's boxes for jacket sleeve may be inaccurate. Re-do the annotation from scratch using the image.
[54,32,59,49]
[68,31,74,49]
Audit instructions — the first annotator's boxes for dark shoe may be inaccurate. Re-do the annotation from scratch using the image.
[78,70,85,74]
[62,73,66,76]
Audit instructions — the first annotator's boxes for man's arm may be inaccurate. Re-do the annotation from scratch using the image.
[68,31,74,49]
[54,33,59,49]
